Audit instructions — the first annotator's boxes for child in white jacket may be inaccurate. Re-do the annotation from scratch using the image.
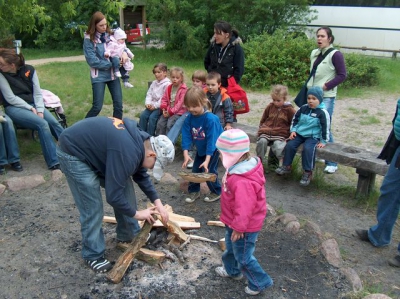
[104,28,135,88]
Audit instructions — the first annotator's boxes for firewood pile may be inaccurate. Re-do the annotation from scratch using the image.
[103,204,222,283]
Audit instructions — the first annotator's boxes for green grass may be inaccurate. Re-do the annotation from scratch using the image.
[23,49,82,59]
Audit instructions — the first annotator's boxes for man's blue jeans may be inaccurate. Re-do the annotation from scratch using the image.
[368,146,400,254]
[86,79,123,119]
[56,147,141,260]
[167,112,189,145]
[0,114,20,165]
[223,227,273,292]
[323,96,337,167]
[188,149,221,195]
[6,106,63,168]
[139,108,160,136]
[283,135,319,172]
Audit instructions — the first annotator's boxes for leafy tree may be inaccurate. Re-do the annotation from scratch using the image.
[0,0,124,49]
[146,0,315,58]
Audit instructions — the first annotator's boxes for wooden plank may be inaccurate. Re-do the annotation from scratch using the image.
[103,216,117,224]
[139,219,201,230]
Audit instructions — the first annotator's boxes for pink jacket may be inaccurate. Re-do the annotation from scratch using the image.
[160,83,188,116]
[105,36,134,71]
[220,157,267,233]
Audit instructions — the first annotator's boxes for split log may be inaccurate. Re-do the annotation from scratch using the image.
[169,213,195,223]
[166,220,188,242]
[104,216,200,230]
[107,215,157,284]
[219,238,226,251]
[103,216,117,224]
[207,220,225,227]
[116,244,165,266]
[139,220,200,230]
[136,248,165,265]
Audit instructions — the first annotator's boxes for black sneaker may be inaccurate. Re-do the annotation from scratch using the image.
[388,255,400,268]
[49,164,61,171]
[355,229,370,243]
[299,171,312,186]
[11,162,23,172]
[85,257,112,273]
[0,165,5,175]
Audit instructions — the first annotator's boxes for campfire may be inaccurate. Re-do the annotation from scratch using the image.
[103,204,224,283]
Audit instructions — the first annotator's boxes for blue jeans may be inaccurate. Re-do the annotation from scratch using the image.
[283,134,319,172]
[86,79,123,119]
[139,108,160,136]
[6,106,63,168]
[223,227,273,292]
[0,114,20,165]
[368,146,400,253]
[57,147,141,260]
[188,149,221,195]
[167,112,189,145]
[323,97,337,167]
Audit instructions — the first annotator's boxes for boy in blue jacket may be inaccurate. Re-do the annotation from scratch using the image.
[275,86,330,186]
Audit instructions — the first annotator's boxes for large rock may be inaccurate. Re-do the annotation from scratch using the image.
[278,213,297,225]
[320,238,342,268]
[340,267,362,292]
[6,175,46,191]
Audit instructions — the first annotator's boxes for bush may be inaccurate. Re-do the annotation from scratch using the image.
[341,53,379,88]
[242,30,315,89]
[242,30,380,91]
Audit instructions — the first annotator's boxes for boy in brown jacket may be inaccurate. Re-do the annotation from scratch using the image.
[256,85,296,167]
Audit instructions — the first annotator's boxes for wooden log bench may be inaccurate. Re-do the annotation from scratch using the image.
[233,123,388,197]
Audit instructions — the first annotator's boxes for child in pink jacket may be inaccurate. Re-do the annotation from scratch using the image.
[104,28,135,88]
[156,67,188,136]
[215,129,273,296]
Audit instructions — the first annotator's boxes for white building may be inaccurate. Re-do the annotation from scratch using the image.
[307,6,400,57]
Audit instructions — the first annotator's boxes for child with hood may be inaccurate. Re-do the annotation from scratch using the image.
[275,86,330,186]
[215,129,273,296]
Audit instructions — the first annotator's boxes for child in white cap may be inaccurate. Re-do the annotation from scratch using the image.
[215,128,273,296]
[275,86,330,186]
[105,28,135,88]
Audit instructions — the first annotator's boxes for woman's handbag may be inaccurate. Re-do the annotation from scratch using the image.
[227,76,250,115]
[294,48,336,107]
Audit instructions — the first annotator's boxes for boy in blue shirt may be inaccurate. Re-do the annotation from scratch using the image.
[275,86,330,186]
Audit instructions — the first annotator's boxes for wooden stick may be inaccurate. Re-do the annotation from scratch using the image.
[207,220,225,227]
[107,215,157,284]
[188,234,218,243]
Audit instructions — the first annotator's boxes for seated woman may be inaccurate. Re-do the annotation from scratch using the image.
[0,48,63,170]
[0,113,22,175]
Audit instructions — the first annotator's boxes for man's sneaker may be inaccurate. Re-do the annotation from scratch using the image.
[299,171,312,186]
[204,193,220,202]
[215,266,243,280]
[245,286,260,296]
[0,165,5,175]
[185,191,201,203]
[388,255,400,268]
[355,229,370,243]
[275,165,291,175]
[85,257,112,273]
[114,71,122,78]
[324,165,338,174]
[124,82,134,88]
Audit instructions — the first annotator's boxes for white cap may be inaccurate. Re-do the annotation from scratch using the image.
[150,135,175,180]
[113,28,127,40]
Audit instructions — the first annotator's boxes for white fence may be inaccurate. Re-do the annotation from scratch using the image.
[307,6,400,57]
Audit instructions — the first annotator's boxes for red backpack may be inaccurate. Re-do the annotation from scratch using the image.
[226,76,250,115]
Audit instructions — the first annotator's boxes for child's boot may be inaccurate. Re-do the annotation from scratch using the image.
[124,82,134,88]
[114,71,122,77]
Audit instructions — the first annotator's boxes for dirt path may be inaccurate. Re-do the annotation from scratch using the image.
[0,56,399,298]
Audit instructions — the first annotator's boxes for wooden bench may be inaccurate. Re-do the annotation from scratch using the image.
[233,123,388,197]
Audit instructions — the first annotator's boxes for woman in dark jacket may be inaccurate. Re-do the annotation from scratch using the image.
[204,21,244,88]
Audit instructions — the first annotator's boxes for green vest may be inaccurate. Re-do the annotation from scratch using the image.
[307,46,338,98]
